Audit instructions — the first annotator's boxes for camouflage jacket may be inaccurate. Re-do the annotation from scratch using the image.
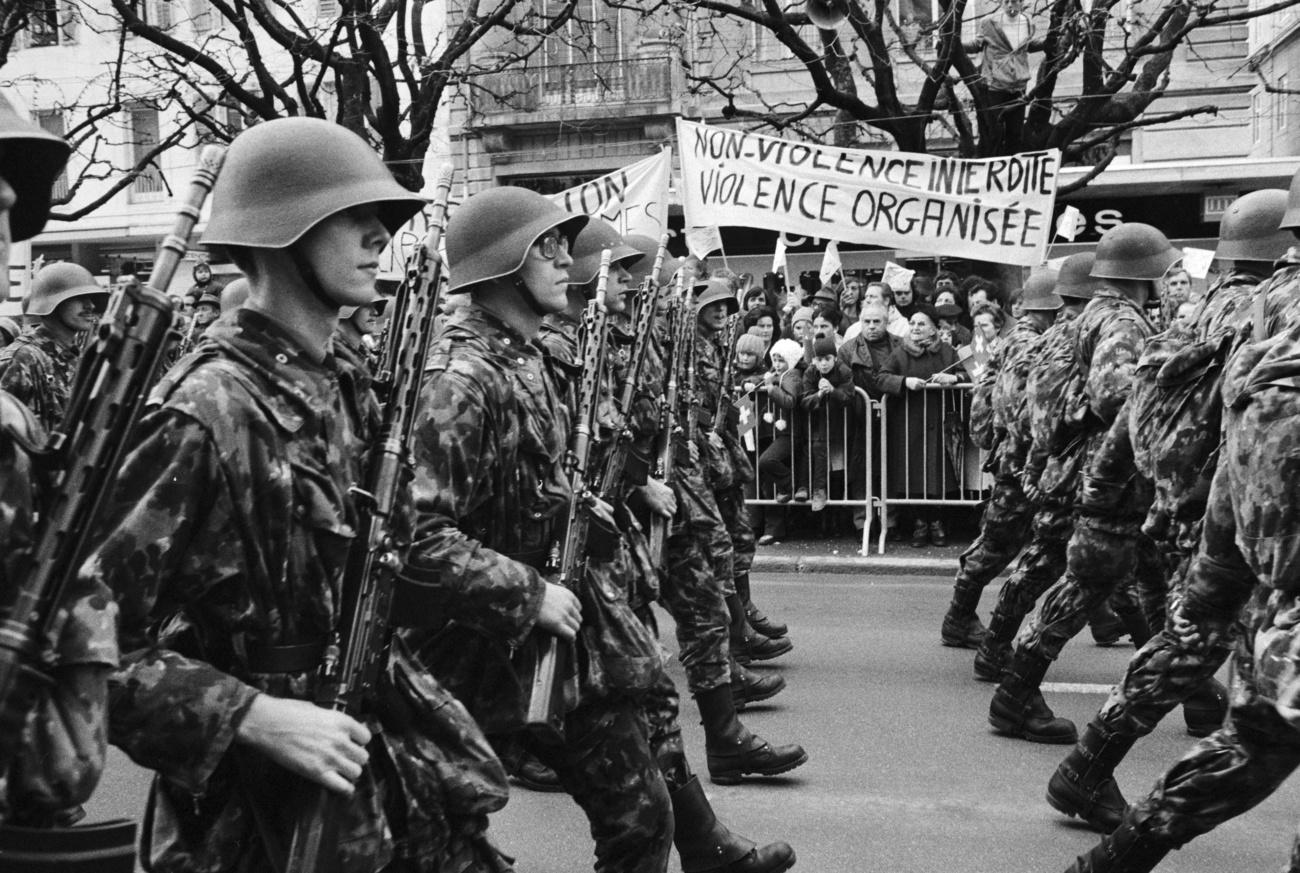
[0,323,81,433]
[401,306,564,730]
[989,318,1047,475]
[0,391,118,825]
[1251,249,1300,339]
[1022,317,1083,491]
[94,309,472,873]
[1074,287,1153,426]
[332,329,381,445]
[1128,270,1266,552]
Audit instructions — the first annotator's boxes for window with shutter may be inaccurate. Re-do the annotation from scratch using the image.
[36,110,68,199]
[129,105,166,200]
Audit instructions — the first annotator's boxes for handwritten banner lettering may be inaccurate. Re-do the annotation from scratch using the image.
[677,118,1060,267]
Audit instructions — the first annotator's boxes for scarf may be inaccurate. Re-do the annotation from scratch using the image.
[902,331,943,358]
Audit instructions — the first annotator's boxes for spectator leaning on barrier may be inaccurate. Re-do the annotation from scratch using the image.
[880,305,963,547]
[801,335,855,513]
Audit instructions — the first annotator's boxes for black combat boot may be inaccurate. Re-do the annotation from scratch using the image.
[727,593,792,664]
[1063,815,1172,873]
[1046,720,1136,832]
[1181,677,1228,738]
[731,658,786,710]
[670,775,797,873]
[1088,603,1125,646]
[989,648,1078,744]
[697,686,808,785]
[973,610,1021,682]
[736,572,788,639]
[510,751,563,793]
[941,569,988,649]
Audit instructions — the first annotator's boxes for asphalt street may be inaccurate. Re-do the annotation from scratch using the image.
[87,572,1300,872]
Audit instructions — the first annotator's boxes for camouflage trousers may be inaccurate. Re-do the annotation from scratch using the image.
[1016,513,1165,661]
[1099,462,1250,741]
[1129,585,1300,852]
[634,607,691,793]
[986,497,1073,636]
[663,465,734,692]
[524,699,673,873]
[951,472,1034,606]
[715,482,755,582]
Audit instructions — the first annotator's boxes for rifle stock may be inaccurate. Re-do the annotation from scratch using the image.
[283,165,455,873]
[0,146,226,768]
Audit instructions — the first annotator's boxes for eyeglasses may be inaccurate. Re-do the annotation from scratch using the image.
[535,234,571,260]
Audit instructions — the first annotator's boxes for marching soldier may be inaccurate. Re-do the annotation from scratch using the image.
[89,118,508,872]
[989,223,1180,745]
[334,289,388,443]
[1046,188,1292,834]
[939,271,1061,648]
[1060,292,1300,872]
[541,219,798,872]
[0,93,125,860]
[972,254,1096,684]
[400,187,675,872]
[0,262,107,433]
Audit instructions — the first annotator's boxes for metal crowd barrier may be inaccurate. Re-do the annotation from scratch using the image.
[743,383,990,555]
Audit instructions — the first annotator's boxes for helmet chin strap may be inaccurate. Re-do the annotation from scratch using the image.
[290,245,346,312]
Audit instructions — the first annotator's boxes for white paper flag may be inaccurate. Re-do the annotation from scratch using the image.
[818,240,842,285]
[1180,247,1215,280]
[882,261,915,294]
[685,225,723,260]
[772,235,788,274]
[1055,205,1084,241]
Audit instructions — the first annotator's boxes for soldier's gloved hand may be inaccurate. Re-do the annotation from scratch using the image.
[708,431,724,450]
[537,581,582,641]
[638,477,677,519]
[687,441,699,465]
[1024,482,1044,505]
[236,694,371,796]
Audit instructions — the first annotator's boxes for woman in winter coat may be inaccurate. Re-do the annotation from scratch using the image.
[880,305,963,547]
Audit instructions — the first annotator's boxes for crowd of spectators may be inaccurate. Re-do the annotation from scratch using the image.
[715,261,1198,550]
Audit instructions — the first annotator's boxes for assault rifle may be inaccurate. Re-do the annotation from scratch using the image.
[513,250,614,740]
[284,166,456,873]
[646,271,691,568]
[0,146,226,771]
[710,313,741,435]
[597,235,668,500]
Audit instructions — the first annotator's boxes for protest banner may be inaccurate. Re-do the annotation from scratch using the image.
[549,148,672,238]
[882,261,915,294]
[677,118,1060,267]
[1180,247,1215,280]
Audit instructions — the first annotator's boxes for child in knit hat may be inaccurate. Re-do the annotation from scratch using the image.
[788,306,814,343]
[753,337,807,540]
[801,334,855,512]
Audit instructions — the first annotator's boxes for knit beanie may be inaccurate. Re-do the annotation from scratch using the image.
[769,338,803,367]
[735,333,767,356]
[812,336,837,358]
[792,306,814,327]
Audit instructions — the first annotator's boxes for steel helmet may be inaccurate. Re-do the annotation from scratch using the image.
[0,316,20,344]
[622,234,662,283]
[1215,189,1291,262]
[569,219,645,286]
[201,118,426,250]
[1019,270,1063,311]
[1282,169,1300,231]
[1090,222,1182,281]
[446,186,587,293]
[27,262,109,317]
[693,277,739,315]
[1055,253,1101,300]
[219,277,250,314]
[339,287,388,320]
[0,94,71,242]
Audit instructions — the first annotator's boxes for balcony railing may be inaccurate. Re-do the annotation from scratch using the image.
[475,56,673,115]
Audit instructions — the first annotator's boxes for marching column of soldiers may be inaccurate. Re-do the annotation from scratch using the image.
[3,90,1300,873]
